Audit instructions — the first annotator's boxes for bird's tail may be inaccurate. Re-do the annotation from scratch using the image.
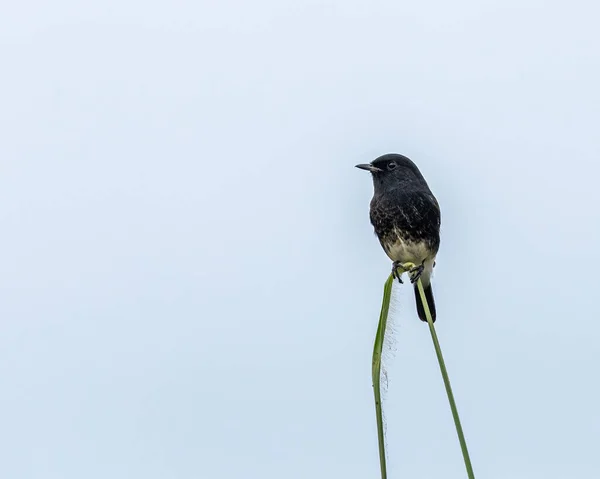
[414,282,436,323]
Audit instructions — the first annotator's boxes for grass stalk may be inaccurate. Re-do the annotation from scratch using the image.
[371,273,394,479]
[415,279,475,479]
[371,269,475,479]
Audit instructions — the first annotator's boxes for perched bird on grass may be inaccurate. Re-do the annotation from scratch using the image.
[356,153,441,322]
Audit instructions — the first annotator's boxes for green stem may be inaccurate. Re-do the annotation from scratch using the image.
[372,273,394,479]
[415,279,475,479]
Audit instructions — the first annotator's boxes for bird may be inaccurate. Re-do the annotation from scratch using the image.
[356,153,441,322]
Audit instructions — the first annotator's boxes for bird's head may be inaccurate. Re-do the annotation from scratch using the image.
[355,153,425,192]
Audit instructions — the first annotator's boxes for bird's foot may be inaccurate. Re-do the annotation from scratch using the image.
[408,263,425,284]
[391,261,404,283]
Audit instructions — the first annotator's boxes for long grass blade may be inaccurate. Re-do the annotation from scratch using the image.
[415,278,475,479]
[372,273,395,479]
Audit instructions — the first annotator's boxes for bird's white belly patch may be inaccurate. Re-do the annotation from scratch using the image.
[384,236,431,264]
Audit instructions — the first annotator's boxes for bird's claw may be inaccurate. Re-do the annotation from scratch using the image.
[391,261,404,283]
[408,264,425,284]
[392,261,426,284]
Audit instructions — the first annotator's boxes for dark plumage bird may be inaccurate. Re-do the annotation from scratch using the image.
[356,153,441,322]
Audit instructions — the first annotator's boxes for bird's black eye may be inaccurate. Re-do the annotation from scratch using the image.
[387,162,397,170]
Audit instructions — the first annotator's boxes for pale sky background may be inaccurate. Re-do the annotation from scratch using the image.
[1,1,599,478]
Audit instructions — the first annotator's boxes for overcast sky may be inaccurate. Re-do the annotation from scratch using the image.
[1,1,599,478]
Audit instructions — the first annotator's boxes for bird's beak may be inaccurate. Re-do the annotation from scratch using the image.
[355,163,382,173]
